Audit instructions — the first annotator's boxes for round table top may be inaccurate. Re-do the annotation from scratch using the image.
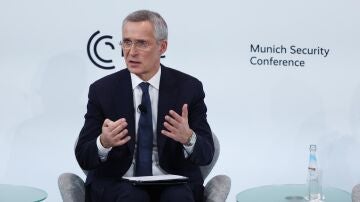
[236,184,351,202]
[0,184,47,202]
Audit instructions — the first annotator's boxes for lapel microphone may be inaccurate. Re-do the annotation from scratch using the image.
[138,104,147,113]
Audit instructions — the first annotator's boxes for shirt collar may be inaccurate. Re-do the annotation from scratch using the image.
[130,66,161,90]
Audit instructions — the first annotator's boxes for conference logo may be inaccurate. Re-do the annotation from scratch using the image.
[249,43,330,68]
[87,30,117,70]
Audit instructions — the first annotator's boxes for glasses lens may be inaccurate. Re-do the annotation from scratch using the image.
[121,40,151,50]
[136,41,149,49]
[121,40,132,49]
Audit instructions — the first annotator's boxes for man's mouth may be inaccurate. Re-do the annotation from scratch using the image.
[129,60,141,65]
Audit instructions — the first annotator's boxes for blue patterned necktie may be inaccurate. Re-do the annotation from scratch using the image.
[135,82,153,176]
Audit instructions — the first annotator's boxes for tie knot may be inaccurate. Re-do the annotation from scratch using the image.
[139,82,150,93]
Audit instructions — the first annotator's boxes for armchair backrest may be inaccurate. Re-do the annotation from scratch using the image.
[200,132,220,180]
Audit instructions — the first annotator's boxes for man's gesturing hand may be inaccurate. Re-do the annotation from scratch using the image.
[100,118,131,148]
[161,104,193,144]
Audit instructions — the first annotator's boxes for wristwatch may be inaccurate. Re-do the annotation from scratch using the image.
[184,131,196,146]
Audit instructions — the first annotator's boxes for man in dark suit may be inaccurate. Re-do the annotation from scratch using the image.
[75,10,214,202]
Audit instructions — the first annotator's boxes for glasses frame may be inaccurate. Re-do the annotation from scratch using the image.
[119,39,153,51]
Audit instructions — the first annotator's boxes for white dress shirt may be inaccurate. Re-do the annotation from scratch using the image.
[96,66,196,176]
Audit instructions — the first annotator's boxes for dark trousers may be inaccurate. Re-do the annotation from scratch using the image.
[90,180,202,202]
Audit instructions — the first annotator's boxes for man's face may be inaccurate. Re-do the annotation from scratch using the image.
[122,21,167,81]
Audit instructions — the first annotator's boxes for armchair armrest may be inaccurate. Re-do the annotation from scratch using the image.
[58,173,85,202]
[353,184,360,202]
[204,175,231,202]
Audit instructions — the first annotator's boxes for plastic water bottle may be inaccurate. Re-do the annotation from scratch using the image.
[307,144,322,201]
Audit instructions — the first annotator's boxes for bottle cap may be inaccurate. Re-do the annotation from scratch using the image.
[309,144,317,151]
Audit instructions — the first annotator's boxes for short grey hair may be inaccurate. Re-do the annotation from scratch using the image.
[122,10,168,41]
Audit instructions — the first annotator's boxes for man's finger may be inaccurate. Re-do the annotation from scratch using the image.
[163,122,176,133]
[114,118,126,125]
[111,121,128,135]
[169,110,183,122]
[161,130,176,139]
[181,104,188,119]
[114,129,128,140]
[103,118,112,127]
[114,135,131,147]
[109,118,125,130]
[165,115,179,128]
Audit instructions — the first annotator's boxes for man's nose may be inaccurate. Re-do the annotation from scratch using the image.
[128,45,138,56]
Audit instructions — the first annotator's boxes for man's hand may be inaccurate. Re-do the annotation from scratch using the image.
[161,104,193,144]
[100,118,131,148]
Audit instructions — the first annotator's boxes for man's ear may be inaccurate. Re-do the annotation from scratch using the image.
[159,40,168,55]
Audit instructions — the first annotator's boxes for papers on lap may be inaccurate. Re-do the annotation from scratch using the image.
[122,174,188,186]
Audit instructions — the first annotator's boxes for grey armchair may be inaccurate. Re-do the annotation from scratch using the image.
[353,184,360,202]
[58,132,231,202]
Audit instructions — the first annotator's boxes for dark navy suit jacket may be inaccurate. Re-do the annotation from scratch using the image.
[75,65,214,201]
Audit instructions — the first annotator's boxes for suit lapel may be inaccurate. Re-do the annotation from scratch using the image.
[157,66,178,157]
[113,69,136,155]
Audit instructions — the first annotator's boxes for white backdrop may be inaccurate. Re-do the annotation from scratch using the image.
[1,0,360,201]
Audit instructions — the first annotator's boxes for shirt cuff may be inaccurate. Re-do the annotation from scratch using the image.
[183,132,197,158]
[96,136,112,161]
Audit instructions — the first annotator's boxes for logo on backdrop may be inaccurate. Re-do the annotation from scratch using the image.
[87,30,116,70]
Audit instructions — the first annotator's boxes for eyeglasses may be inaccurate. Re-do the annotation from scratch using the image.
[120,39,151,50]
